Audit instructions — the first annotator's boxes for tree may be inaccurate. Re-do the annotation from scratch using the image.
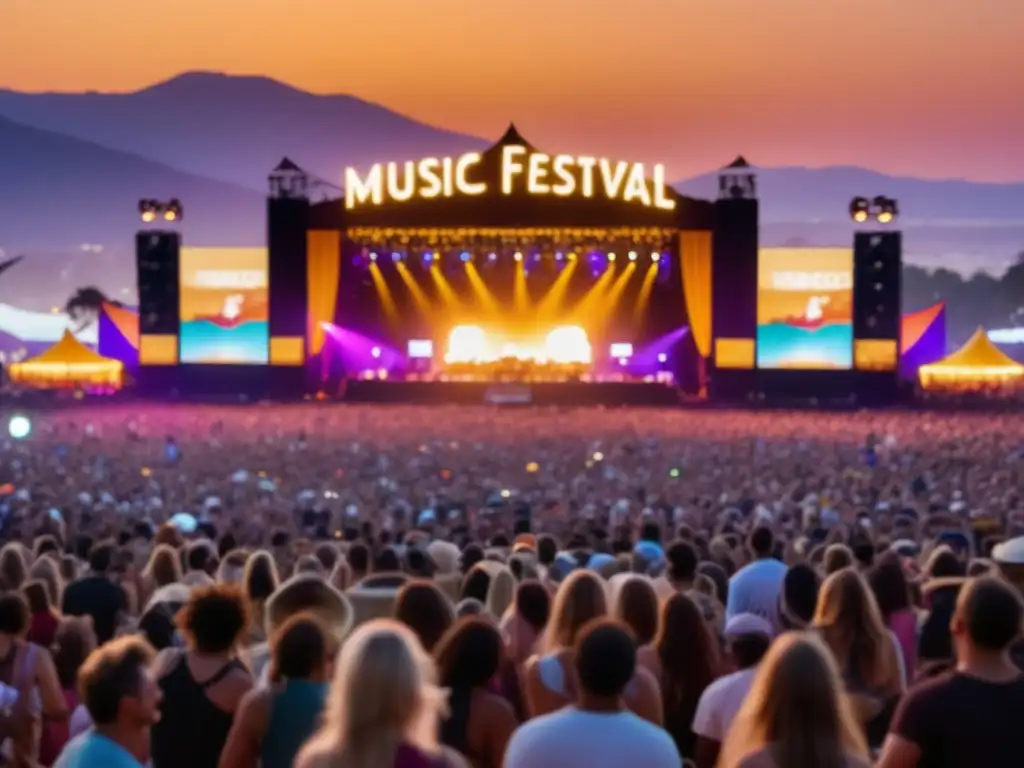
[65,286,120,331]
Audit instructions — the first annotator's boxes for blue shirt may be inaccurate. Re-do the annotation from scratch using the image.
[55,731,144,768]
[726,557,788,630]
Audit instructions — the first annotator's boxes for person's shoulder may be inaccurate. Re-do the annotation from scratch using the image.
[702,666,751,698]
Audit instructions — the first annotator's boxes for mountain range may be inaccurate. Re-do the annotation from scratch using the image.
[1,72,1022,311]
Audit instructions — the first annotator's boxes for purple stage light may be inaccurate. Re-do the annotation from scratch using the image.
[320,323,405,376]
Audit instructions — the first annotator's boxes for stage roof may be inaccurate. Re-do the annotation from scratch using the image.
[919,326,1024,387]
[309,124,715,231]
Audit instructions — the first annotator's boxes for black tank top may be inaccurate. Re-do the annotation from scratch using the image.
[150,652,246,768]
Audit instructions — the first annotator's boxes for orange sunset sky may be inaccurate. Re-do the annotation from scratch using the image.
[2,0,1022,181]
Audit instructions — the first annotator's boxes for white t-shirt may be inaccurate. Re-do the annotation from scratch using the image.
[726,559,788,629]
[503,707,679,768]
[692,666,758,742]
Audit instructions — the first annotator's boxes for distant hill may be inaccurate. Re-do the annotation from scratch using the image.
[0,72,488,191]
[0,115,264,251]
[675,166,1024,224]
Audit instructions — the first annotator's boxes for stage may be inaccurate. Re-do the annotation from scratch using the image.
[338,379,683,406]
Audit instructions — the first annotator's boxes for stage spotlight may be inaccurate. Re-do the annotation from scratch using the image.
[874,196,898,224]
[651,252,661,262]
[555,252,564,261]
[849,197,871,223]
[488,252,497,261]
[460,252,471,262]
[163,199,183,221]
[513,251,523,262]
[139,200,157,223]
[369,252,378,262]
[608,252,617,262]
[609,342,633,359]
[628,251,638,262]
[391,252,402,262]
[657,353,668,363]
[424,252,433,263]
[544,325,592,365]
[445,325,487,364]
[568,252,577,261]
[7,414,31,440]
[371,346,381,359]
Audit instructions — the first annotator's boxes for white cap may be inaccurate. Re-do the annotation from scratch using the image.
[992,536,1024,565]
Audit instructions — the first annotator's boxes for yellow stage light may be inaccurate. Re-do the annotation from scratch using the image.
[544,325,592,365]
[651,252,661,262]
[628,251,638,261]
[608,252,617,262]
[526,462,539,473]
[514,251,523,262]
[445,325,487,364]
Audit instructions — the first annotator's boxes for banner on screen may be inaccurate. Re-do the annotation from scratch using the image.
[179,248,269,364]
[756,248,853,370]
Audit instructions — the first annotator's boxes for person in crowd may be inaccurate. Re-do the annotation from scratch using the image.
[499,580,549,719]
[813,568,904,748]
[28,555,64,621]
[657,540,724,637]
[181,542,216,588]
[53,637,161,768]
[483,568,515,621]
[692,614,774,768]
[522,570,609,718]
[23,580,61,651]
[61,542,127,645]
[40,616,97,765]
[241,551,279,646]
[504,619,679,768]
[0,545,28,592]
[433,617,518,768]
[823,544,856,576]
[295,619,466,768]
[218,614,335,768]
[393,580,456,654]
[778,564,820,631]
[613,576,659,647]
[869,552,919,682]
[149,584,253,768]
[718,632,871,768]
[876,577,1024,768]
[139,546,181,609]
[0,592,68,764]
[726,527,787,629]
[637,592,719,758]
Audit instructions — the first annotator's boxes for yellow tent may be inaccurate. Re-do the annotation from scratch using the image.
[8,330,123,388]
[919,327,1024,389]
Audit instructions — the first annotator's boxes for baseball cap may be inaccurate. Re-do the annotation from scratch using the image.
[725,613,774,640]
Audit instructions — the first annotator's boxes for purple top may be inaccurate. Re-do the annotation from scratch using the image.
[394,743,443,768]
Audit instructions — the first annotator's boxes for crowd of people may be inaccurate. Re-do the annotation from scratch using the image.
[0,402,1022,767]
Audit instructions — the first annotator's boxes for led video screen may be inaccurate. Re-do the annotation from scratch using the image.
[756,248,853,370]
[179,248,269,364]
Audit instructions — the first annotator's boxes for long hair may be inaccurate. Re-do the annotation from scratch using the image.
[868,552,912,622]
[433,618,505,754]
[394,580,455,653]
[142,544,182,589]
[654,593,719,755]
[0,545,27,591]
[718,632,868,768]
[813,568,896,691]
[301,619,446,768]
[28,557,64,609]
[541,570,607,654]
[613,576,659,646]
[485,567,516,621]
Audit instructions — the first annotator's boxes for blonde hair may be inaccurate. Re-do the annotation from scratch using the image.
[718,632,868,768]
[300,619,445,768]
[0,545,27,591]
[541,570,607,654]
[29,556,64,608]
[813,568,897,692]
[485,567,516,621]
[142,544,182,589]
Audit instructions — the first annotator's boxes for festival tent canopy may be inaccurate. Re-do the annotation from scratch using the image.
[918,327,1024,388]
[7,329,123,388]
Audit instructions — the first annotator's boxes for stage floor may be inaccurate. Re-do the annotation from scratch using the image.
[339,380,683,406]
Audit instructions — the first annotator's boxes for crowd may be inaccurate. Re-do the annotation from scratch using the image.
[0,402,1022,767]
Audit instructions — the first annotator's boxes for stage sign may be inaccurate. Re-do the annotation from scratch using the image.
[179,248,270,365]
[344,146,676,211]
[756,248,854,370]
